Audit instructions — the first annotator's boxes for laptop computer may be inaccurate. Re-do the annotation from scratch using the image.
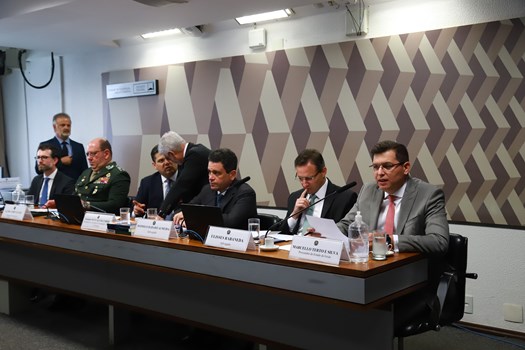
[54,194,86,225]
[180,203,224,242]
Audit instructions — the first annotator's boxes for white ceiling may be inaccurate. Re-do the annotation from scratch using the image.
[0,0,366,54]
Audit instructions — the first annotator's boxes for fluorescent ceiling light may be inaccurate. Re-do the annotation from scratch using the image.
[141,28,182,39]
[235,9,293,25]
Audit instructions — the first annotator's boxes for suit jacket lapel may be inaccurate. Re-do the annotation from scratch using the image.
[369,186,384,230]
[396,177,416,235]
[320,180,336,218]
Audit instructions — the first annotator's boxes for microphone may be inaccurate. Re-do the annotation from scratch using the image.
[264,181,357,238]
[232,176,250,188]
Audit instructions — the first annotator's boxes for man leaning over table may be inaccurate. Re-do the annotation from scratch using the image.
[336,139,449,331]
[173,148,257,230]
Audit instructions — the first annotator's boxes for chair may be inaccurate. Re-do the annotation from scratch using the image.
[395,233,478,349]
[256,213,282,230]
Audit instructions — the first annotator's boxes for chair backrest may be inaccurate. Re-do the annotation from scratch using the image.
[256,213,281,230]
[440,233,468,324]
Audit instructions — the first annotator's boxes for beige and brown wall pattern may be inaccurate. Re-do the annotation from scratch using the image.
[103,17,525,227]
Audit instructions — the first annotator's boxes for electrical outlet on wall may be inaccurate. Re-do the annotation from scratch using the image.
[503,303,523,323]
[465,295,473,314]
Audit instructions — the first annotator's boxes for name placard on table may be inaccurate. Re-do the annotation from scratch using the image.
[1,204,33,221]
[205,226,257,252]
[81,212,115,232]
[133,218,176,240]
[289,235,344,265]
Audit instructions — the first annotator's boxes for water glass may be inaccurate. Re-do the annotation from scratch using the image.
[146,208,158,219]
[248,218,260,241]
[25,195,35,209]
[120,207,130,224]
[372,231,388,260]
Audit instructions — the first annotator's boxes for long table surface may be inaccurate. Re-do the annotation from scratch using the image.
[0,216,428,349]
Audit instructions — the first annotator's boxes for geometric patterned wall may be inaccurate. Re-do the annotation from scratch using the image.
[103,17,525,227]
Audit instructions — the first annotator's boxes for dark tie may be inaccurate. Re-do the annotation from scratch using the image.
[61,141,68,157]
[40,178,50,206]
[385,194,396,235]
[164,179,173,198]
[216,193,224,207]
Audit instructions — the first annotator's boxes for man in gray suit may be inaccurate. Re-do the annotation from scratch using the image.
[337,140,449,330]
[337,140,449,255]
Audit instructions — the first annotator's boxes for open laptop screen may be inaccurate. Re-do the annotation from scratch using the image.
[54,194,86,225]
[180,203,224,242]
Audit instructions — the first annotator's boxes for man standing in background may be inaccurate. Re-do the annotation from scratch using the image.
[36,112,88,181]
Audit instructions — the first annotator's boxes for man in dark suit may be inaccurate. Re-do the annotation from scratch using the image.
[281,149,357,235]
[173,148,256,229]
[336,140,449,330]
[36,112,88,181]
[157,131,211,218]
[133,145,178,217]
[27,143,75,207]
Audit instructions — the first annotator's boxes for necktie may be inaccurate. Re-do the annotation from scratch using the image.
[301,194,317,234]
[40,178,50,206]
[384,194,396,235]
[305,194,317,216]
[61,141,68,157]
[216,193,224,207]
[164,179,172,198]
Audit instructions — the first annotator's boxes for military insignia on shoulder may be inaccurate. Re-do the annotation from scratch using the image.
[106,164,115,170]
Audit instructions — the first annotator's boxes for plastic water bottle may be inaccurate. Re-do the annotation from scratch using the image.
[348,211,369,263]
[11,184,25,205]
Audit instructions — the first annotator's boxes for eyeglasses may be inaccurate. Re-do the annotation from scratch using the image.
[295,172,320,182]
[86,150,102,157]
[34,156,50,160]
[369,162,404,172]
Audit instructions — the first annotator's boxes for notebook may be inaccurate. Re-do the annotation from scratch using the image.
[180,203,224,242]
[54,194,86,225]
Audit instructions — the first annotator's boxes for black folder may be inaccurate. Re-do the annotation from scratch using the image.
[54,194,86,225]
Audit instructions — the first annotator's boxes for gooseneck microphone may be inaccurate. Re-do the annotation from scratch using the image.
[263,181,357,238]
[232,176,251,188]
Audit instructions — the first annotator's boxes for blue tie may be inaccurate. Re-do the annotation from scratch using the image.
[216,193,223,207]
[40,178,50,206]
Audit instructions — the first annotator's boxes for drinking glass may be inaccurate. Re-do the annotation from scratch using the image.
[372,231,390,260]
[120,207,130,224]
[25,195,34,209]
[146,208,158,219]
[248,218,260,241]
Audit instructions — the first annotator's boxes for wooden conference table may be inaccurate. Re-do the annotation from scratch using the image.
[0,216,427,350]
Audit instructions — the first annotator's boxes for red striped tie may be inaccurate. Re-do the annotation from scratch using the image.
[384,194,396,235]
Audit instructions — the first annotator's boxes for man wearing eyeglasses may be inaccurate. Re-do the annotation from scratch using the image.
[337,140,449,255]
[27,144,75,207]
[281,149,357,235]
[74,138,131,215]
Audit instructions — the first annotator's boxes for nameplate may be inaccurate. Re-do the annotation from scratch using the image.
[133,218,175,240]
[205,226,257,251]
[289,235,343,265]
[1,204,33,221]
[81,212,116,232]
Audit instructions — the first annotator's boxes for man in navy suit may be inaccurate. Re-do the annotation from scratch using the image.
[35,113,88,181]
[173,148,256,229]
[27,144,75,207]
[133,145,178,217]
[281,149,357,235]
[157,131,211,218]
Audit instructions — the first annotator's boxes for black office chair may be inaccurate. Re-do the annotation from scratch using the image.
[395,233,478,350]
[256,213,281,230]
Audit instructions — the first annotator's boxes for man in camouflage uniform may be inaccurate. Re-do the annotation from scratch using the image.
[75,138,130,215]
